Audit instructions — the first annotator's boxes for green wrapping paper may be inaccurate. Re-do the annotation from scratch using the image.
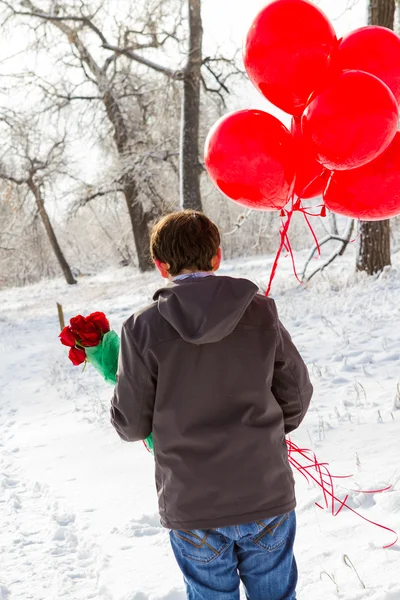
[85,330,120,385]
[85,331,154,454]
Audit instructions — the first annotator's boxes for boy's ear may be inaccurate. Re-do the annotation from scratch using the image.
[212,247,222,272]
[154,259,171,279]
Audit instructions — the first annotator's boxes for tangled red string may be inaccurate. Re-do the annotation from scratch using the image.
[286,439,398,549]
[265,198,325,296]
[265,171,331,297]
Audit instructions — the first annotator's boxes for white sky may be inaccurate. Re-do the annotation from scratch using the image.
[202,0,369,125]
[203,0,367,42]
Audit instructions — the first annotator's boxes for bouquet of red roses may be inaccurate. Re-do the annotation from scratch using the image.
[59,312,120,384]
[59,311,154,453]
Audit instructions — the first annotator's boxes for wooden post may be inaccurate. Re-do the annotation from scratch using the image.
[57,303,65,331]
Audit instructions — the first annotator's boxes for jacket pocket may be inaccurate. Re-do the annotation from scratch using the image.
[252,513,291,552]
[172,529,229,564]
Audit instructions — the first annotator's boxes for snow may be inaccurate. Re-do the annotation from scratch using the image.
[1,248,400,600]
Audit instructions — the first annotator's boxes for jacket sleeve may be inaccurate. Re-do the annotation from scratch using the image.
[271,303,313,434]
[110,322,156,442]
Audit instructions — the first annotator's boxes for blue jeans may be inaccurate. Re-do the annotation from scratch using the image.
[170,511,297,600]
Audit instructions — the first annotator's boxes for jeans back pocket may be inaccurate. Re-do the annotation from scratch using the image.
[252,513,292,552]
[171,529,230,564]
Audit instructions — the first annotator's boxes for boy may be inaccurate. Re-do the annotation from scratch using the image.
[111,210,313,600]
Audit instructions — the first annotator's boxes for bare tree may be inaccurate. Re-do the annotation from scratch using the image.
[0,113,76,285]
[357,0,395,275]
[0,0,178,271]
[0,0,242,277]
[102,0,242,211]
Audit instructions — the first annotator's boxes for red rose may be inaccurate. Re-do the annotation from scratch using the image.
[68,346,86,366]
[86,312,110,334]
[59,326,78,347]
[70,315,101,347]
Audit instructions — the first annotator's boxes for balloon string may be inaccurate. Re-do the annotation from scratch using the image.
[284,230,302,284]
[286,439,398,549]
[298,204,326,217]
[302,210,321,257]
[265,169,329,295]
[265,203,295,296]
[296,168,328,200]
[349,485,393,494]
[350,220,362,244]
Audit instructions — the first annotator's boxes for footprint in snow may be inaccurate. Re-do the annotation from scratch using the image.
[115,513,163,538]
[0,584,10,600]
[1,475,19,489]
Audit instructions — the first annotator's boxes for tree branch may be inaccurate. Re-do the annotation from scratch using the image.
[102,43,185,79]
[3,0,109,45]
[223,209,253,236]
[200,74,226,106]
[74,187,125,210]
[202,61,230,94]
[302,219,355,282]
[0,171,27,185]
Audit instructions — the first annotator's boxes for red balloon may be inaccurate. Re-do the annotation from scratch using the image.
[291,117,330,199]
[302,70,398,171]
[243,0,337,115]
[335,26,400,103]
[204,110,295,211]
[324,132,400,221]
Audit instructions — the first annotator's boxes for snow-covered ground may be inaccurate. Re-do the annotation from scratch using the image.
[1,248,400,600]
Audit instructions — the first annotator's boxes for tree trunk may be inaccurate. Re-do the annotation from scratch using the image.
[180,0,203,211]
[103,91,154,271]
[356,220,391,273]
[122,177,153,271]
[369,0,395,27]
[357,0,395,275]
[27,180,77,285]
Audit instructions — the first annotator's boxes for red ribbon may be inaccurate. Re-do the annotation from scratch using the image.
[265,199,326,296]
[286,439,398,549]
[265,203,295,297]
[265,170,331,296]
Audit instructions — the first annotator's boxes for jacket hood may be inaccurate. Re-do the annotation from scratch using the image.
[153,275,258,344]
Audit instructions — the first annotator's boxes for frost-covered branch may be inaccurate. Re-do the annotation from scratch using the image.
[223,209,253,236]
[102,44,185,79]
[302,218,355,282]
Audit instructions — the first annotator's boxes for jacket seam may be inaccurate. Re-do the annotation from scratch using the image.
[195,284,221,336]
[134,370,150,441]
[273,298,308,429]
[123,324,152,440]
[223,286,260,336]
[142,334,182,356]
[156,454,168,522]
[286,359,305,427]
[124,323,153,375]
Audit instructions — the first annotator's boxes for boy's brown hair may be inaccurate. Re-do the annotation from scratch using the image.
[150,210,221,276]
